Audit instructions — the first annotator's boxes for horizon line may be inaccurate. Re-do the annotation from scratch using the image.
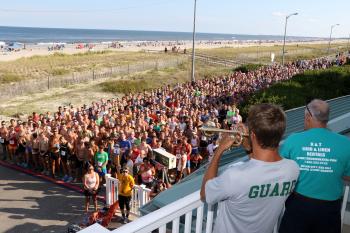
[0,25,329,39]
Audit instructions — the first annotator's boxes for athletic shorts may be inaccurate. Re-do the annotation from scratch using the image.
[75,159,84,169]
[186,160,191,168]
[40,151,49,158]
[61,154,69,163]
[26,146,32,154]
[50,152,60,160]
[95,167,107,177]
[32,148,39,155]
[84,188,99,197]
[191,147,199,155]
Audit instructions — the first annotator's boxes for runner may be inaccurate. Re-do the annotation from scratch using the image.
[83,163,99,213]
[0,121,8,160]
[38,132,50,175]
[49,129,61,178]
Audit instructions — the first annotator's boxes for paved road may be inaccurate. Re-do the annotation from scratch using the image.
[0,165,85,233]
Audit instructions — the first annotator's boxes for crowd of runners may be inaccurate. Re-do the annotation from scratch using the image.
[0,55,342,200]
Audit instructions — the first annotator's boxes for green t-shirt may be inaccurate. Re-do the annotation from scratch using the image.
[134,138,141,146]
[95,151,109,169]
[280,128,350,201]
[96,117,103,126]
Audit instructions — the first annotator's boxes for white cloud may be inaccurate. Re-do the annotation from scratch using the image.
[272,11,285,17]
[307,18,318,23]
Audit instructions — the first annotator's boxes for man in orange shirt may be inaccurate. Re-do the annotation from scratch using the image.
[117,167,135,223]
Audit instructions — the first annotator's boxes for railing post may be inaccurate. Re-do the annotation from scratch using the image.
[341,183,350,231]
[105,174,111,207]
[195,205,204,233]
[205,204,214,233]
[105,175,118,207]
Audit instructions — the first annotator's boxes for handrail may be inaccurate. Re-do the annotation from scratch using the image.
[105,175,151,215]
[110,182,350,233]
[112,190,204,233]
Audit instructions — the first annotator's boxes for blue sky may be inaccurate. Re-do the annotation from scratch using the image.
[0,0,349,38]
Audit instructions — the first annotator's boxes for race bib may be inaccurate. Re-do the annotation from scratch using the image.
[9,140,14,145]
[176,154,181,159]
[98,162,103,167]
[0,138,4,143]
[61,151,66,156]
[114,148,120,154]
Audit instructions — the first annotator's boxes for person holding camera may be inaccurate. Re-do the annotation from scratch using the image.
[201,104,299,233]
[83,163,99,213]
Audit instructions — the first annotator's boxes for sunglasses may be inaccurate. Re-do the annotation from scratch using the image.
[306,104,313,118]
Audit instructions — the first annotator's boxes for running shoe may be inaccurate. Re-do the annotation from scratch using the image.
[66,177,74,183]
[62,175,69,181]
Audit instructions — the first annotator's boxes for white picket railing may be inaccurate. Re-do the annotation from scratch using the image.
[110,183,350,233]
[105,175,151,215]
[112,190,207,233]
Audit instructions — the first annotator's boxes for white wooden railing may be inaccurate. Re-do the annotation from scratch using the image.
[109,183,350,233]
[112,190,209,233]
[105,175,151,215]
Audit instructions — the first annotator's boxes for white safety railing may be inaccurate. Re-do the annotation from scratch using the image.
[112,190,207,233]
[106,175,118,207]
[131,184,152,216]
[105,175,152,215]
[111,182,350,233]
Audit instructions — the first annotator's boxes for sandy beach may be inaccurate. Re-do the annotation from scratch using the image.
[0,39,344,62]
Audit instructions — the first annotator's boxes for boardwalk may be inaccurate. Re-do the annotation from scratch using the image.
[0,165,84,233]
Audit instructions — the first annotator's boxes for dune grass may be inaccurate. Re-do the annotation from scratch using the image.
[198,42,349,64]
[100,60,231,94]
[0,50,179,84]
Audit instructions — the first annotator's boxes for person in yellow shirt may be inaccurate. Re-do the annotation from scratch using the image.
[117,167,135,223]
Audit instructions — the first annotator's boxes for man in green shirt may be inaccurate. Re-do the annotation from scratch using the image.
[94,144,109,183]
[279,99,350,233]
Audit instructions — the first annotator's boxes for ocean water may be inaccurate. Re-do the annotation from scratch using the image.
[0,26,322,44]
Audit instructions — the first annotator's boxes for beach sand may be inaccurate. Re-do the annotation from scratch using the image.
[1,39,345,62]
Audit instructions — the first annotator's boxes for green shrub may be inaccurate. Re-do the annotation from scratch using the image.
[100,79,153,94]
[0,73,22,84]
[239,65,350,118]
[234,63,263,73]
[50,68,70,76]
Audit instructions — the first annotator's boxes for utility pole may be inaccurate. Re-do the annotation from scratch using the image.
[327,24,340,54]
[191,0,197,82]
[282,12,298,66]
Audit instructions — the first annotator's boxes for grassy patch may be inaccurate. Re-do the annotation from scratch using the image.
[0,50,180,81]
[100,61,231,94]
[50,68,70,76]
[0,72,22,84]
[234,63,264,73]
[198,42,349,64]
